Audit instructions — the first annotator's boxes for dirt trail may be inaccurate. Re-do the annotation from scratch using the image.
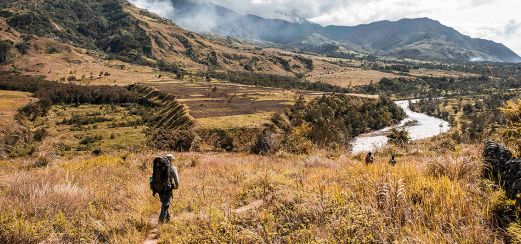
[143,215,159,244]
[143,199,266,243]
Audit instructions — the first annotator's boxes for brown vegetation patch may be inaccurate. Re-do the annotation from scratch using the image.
[147,81,321,125]
[307,62,402,87]
[0,90,33,118]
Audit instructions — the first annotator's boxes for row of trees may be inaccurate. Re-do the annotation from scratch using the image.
[358,75,521,98]
[0,73,147,118]
[208,71,351,93]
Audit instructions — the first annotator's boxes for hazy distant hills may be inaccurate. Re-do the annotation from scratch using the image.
[169,0,521,63]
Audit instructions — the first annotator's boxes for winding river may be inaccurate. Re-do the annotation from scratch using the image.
[351,100,451,154]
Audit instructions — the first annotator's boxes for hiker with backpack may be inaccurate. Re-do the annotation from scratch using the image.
[365,152,375,164]
[150,154,179,223]
[389,155,396,166]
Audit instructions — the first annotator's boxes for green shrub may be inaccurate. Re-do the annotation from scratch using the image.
[387,128,410,147]
[211,130,234,152]
[147,128,200,152]
[79,135,103,145]
[252,128,282,155]
[0,40,13,64]
[15,41,30,54]
[33,128,47,142]
[46,46,60,54]
[281,124,313,154]
[295,55,313,70]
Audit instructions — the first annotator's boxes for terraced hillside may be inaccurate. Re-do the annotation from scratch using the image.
[128,83,194,129]
[146,80,327,129]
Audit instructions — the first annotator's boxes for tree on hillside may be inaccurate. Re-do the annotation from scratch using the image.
[387,128,410,147]
[0,40,13,64]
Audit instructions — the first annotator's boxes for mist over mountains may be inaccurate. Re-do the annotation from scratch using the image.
[133,0,521,63]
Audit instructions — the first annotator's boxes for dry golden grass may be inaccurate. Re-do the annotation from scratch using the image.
[0,90,33,118]
[2,37,169,85]
[0,153,157,243]
[195,112,275,129]
[0,90,34,158]
[158,146,502,243]
[0,144,507,243]
[307,65,401,87]
[303,57,404,87]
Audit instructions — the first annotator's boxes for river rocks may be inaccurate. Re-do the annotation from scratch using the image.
[483,141,521,198]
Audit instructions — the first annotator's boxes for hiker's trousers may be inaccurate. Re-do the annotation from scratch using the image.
[159,190,173,222]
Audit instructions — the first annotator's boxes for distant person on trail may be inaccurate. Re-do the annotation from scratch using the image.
[150,154,179,223]
[365,152,374,164]
[389,155,397,166]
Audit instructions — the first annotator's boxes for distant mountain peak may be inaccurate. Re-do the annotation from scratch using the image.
[168,0,521,63]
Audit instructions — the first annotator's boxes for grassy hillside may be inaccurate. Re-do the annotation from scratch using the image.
[0,143,511,243]
[0,90,33,158]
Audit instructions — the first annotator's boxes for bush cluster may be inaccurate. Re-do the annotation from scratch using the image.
[294,55,314,71]
[387,128,410,147]
[0,40,13,64]
[146,128,200,152]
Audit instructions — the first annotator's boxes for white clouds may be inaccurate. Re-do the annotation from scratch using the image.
[210,0,504,26]
[128,0,175,18]
[502,20,521,37]
[213,0,521,55]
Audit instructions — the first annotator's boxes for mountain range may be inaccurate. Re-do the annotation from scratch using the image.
[167,0,521,63]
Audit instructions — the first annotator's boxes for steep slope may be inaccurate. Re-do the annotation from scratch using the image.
[0,0,306,80]
[167,0,521,63]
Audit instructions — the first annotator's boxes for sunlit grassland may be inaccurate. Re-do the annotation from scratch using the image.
[0,142,507,243]
[195,112,275,129]
[0,90,34,118]
[36,105,148,155]
[0,153,157,243]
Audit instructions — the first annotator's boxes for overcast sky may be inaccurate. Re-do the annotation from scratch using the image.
[130,0,521,55]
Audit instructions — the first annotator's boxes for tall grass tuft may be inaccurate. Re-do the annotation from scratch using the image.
[423,154,482,181]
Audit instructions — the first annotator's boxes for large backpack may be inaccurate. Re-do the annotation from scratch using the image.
[151,157,172,194]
